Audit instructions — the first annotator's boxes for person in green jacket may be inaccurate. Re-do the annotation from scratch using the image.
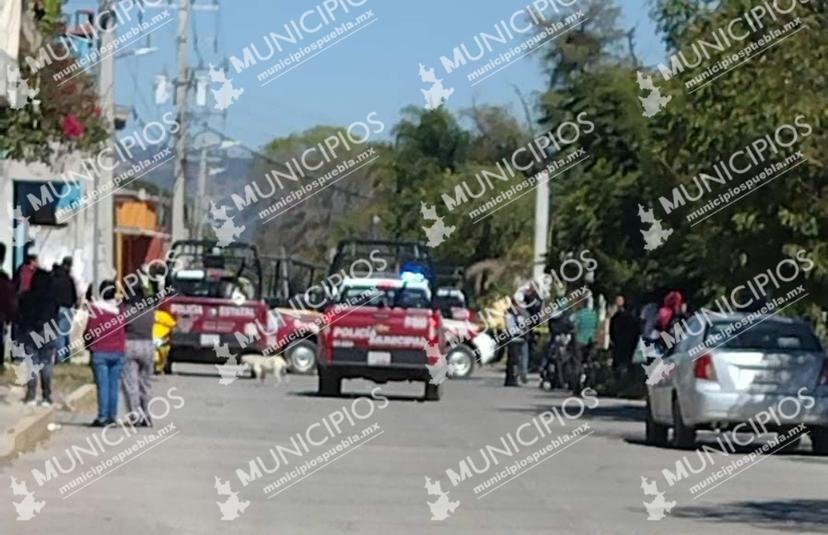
[572,297,599,355]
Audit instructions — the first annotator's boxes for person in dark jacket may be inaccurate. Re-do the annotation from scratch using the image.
[122,285,155,426]
[609,295,639,370]
[17,269,59,405]
[51,257,78,363]
[0,244,17,367]
[504,298,526,387]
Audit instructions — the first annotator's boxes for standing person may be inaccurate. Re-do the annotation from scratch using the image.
[0,244,17,366]
[609,294,639,370]
[17,269,58,406]
[51,257,78,363]
[14,251,38,294]
[84,281,126,427]
[514,283,541,380]
[122,285,155,426]
[573,297,599,360]
[657,291,685,331]
[504,298,527,387]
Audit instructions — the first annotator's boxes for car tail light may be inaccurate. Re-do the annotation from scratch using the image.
[694,354,717,381]
[820,360,828,386]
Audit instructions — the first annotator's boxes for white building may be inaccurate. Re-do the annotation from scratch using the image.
[0,0,114,290]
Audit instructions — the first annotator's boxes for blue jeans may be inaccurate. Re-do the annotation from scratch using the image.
[91,351,125,421]
[56,307,74,362]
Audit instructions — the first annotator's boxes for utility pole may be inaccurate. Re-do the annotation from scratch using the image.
[95,0,116,295]
[532,181,549,283]
[513,85,549,284]
[171,0,190,242]
[195,146,207,238]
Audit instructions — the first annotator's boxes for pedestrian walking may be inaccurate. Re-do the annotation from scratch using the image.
[504,298,527,387]
[85,281,126,427]
[609,294,639,369]
[51,256,78,363]
[17,269,58,406]
[0,244,17,366]
[122,285,155,426]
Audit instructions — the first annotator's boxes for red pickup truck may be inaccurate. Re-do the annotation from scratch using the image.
[161,241,273,373]
[318,277,445,401]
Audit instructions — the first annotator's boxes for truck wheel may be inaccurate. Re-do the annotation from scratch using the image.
[810,426,828,455]
[287,341,317,375]
[318,369,341,397]
[645,395,668,447]
[424,381,442,401]
[447,346,475,379]
[672,396,696,449]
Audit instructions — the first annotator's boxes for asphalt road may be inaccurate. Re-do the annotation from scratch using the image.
[2,365,828,534]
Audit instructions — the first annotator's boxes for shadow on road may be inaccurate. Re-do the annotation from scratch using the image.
[499,397,647,423]
[672,499,828,533]
[291,390,426,403]
[625,434,828,457]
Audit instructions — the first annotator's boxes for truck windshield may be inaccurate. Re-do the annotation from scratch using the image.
[172,276,256,301]
[339,286,431,309]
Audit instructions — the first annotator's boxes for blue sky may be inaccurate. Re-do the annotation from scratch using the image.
[67,0,665,149]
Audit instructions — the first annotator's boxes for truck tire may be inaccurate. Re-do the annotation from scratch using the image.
[810,426,828,455]
[672,396,696,450]
[424,381,442,401]
[447,345,475,379]
[287,341,317,375]
[318,369,341,397]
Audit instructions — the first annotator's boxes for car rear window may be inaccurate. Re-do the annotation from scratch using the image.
[339,286,431,309]
[707,321,823,351]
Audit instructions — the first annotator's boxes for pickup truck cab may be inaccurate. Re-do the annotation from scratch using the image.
[318,276,445,400]
[161,241,271,373]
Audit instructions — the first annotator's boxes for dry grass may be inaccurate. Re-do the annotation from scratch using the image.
[0,362,93,396]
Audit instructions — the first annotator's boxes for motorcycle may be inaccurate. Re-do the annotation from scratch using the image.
[540,333,575,391]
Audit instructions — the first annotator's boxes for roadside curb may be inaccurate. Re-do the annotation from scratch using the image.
[0,383,96,460]
[63,384,97,412]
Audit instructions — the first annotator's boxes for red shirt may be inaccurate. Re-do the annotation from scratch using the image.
[84,301,126,353]
[17,263,36,293]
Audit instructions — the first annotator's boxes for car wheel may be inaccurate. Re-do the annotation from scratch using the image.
[287,341,317,375]
[424,382,442,401]
[317,369,341,397]
[447,346,475,379]
[777,427,805,453]
[645,395,669,447]
[672,396,696,449]
[809,426,828,455]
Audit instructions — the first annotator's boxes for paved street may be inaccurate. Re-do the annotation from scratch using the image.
[2,366,827,534]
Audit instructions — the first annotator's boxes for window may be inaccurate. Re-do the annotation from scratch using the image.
[706,321,822,352]
[339,286,431,309]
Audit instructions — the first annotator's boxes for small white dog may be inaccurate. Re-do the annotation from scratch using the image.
[240,355,288,384]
